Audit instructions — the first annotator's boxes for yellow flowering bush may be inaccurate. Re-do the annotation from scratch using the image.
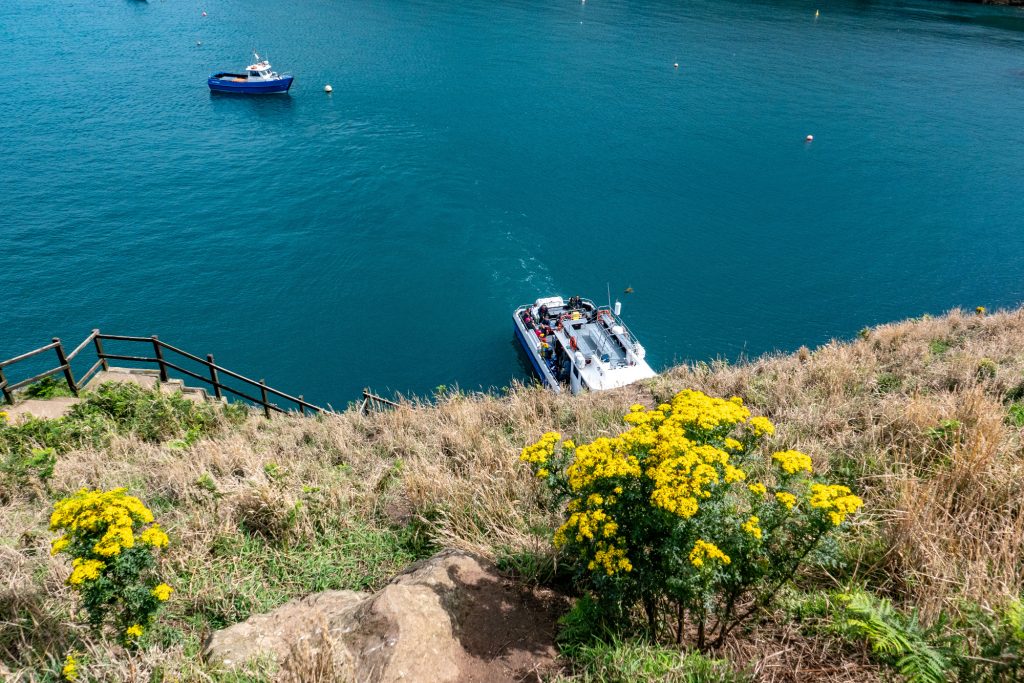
[520,389,863,648]
[50,488,172,645]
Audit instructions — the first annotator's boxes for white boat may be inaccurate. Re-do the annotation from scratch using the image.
[513,296,656,395]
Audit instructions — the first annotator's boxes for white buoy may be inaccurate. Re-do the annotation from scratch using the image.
[815,9,820,17]
[324,84,333,93]
[673,62,679,69]
[196,40,202,46]
[201,10,207,16]
[805,134,814,142]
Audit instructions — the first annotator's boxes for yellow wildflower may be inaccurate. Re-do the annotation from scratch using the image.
[724,437,743,451]
[772,450,813,475]
[723,464,746,483]
[62,654,78,681]
[809,483,864,525]
[51,535,70,556]
[0,411,8,423]
[562,439,576,449]
[68,558,105,586]
[748,416,775,436]
[519,432,561,467]
[151,583,173,601]
[742,515,762,539]
[125,624,144,639]
[775,491,797,510]
[588,542,632,575]
[139,524,169,548]
[536,468,549,478]
[689,539,730,568]
[748,482,767,497]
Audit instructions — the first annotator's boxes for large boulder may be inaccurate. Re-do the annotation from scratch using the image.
[203,550,563,682]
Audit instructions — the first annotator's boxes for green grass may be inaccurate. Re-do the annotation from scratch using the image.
[175,520,417,629]
[0,382,224,460]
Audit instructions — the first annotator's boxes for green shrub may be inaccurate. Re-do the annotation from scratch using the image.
[836,590,952,683]
[50,488,173,645]
[928,339,952,355]
[977,358,998,380]
[926,419,962,445]
[21,376,75,399]
[520,390,864,649]
[955,598,1024,682]
[876,372,902,394]
[1007,403,1024,428]
[0,446,56,496]
[0,383,223,470]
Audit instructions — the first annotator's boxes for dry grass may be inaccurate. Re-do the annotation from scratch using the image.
[2,306,1023,680]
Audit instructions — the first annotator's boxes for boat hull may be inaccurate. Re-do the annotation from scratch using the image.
[207,74,294,94]
[513,308,561,393]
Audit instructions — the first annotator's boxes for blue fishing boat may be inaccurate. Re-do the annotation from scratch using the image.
[208,53,293,94]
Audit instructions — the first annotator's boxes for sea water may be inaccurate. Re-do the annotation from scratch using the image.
[3,0,1024,405]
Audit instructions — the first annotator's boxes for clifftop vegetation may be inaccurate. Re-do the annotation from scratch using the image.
[2,306,1024,681]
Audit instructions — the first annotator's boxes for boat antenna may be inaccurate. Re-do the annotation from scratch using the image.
[607,282,611,311]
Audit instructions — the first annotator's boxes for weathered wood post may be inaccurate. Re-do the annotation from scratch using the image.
[259,379,271,418]
[207,354,222,400]
[152,336,168,383]
[53,338,78,396]
[92,330,109,371]
[298,395,305,416]
[0,367,12,405]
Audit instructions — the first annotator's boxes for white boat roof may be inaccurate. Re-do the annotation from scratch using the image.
[246,60,271,71]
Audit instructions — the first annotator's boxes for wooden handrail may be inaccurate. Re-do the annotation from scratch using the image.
[0,341,60,368]
[1,329,332,415]
[65,330,99,362]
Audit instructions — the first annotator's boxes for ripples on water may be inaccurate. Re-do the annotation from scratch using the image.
[3,0,1024,403]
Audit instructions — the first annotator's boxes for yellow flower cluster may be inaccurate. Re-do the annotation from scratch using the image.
[50,488,158,557]
[139,525,170,548]
[151,583,173,601]
[62,654,78,681]
[565,437,642,491]
[588,542,633,575]
[689,539,730,568]
[68,558,105,585]
[748,416,775,436]
[809,484,864,526]
[520,431,561,470]
[772,450,813,475]
[775,491,797,510]
[554,507,619,547]
[741,515,762,539]
[0,411,8,424]
[748,482,767,497]
[125,624,144,639]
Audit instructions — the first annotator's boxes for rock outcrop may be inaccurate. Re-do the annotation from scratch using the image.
[203,550,564,682]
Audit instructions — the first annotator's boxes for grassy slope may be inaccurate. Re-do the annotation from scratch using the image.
[2,306,1023,681]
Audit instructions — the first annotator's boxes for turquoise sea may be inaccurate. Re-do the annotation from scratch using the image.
[4,0,1024,406]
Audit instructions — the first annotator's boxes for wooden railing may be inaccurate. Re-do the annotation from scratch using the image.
[0,331,409,418]
[360,389,400,414]
[0,330,328,416]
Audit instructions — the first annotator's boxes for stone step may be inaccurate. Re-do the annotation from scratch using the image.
[2,396,82,423]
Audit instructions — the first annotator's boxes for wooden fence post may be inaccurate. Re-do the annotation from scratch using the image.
[152,336,168,383]
[259,379,270,418]
[298,395,305,416]
[207,354,222,400]
[0,367,12,405]
[92,330,109,371]
[52,338,78,396]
